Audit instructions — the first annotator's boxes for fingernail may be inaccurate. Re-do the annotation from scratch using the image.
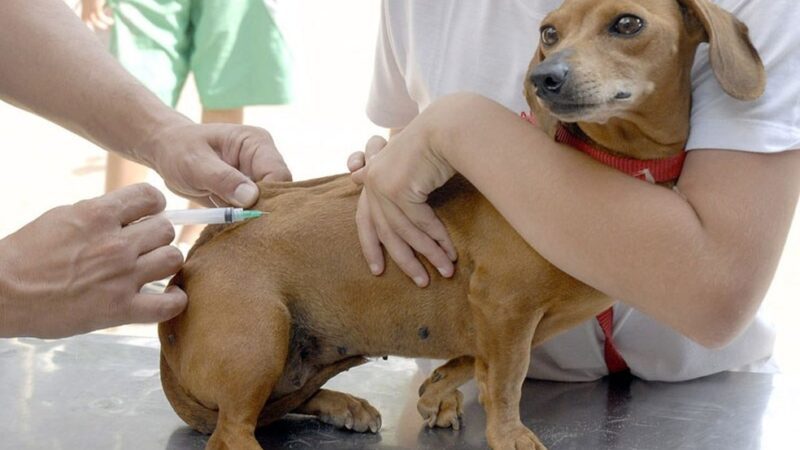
[438,266,452,277]
[233,183,258,206]
[414,276,427,287]
[370,264,381,275]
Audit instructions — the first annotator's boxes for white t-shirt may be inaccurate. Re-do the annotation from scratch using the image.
[367,0,800,381]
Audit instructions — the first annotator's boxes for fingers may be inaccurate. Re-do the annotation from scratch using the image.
[121,214,175,255]
[195,126,291,204]
[370,202,431,287]
[101,184,166,225]
[89,13,111,31]
[352,136,388,184]
[348,152,366,173]
[96,5,114,27]
[127,286,187,324]
[135,245,184,285]
[147,123,293,207]
[397,202,458,264]
[236,127,293,183]
[260,167,292,183]
[368,192,454,286]
[205,124,292,185]
[84,3,113,30]
[355,190,385,275]
[186,150,261,207]
[365,135,388,159]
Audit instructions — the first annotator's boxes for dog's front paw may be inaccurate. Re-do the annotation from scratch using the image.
[315,391,382,433]
[488,425,547,450]
[417,388,464,430]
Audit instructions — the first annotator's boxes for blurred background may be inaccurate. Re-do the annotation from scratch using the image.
[0,1,796,375]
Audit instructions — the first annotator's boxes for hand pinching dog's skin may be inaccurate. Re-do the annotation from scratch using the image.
[159,1,764,449]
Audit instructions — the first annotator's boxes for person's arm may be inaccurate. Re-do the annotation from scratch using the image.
[0,0,291,207]
[358,93,800,348]
[0,0,179,165]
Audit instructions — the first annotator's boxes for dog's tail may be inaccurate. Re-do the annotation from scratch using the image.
[160,352,219,434]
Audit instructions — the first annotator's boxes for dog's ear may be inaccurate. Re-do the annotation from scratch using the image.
[680,0,765,100]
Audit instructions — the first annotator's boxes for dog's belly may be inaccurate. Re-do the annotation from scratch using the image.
[270,304,475,400]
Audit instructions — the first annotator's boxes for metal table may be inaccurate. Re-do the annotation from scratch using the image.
[0,334,795,449]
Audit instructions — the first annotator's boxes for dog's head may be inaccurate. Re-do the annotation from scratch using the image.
[524,0,765,130]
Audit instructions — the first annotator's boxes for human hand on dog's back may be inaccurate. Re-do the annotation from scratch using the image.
[0,184,186,338]
[349,123,458,287]
[137,122,292,208]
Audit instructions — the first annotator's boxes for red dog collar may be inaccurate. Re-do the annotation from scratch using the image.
[521,112,685,183]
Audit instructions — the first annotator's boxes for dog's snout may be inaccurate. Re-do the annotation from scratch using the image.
[530,61,570,95]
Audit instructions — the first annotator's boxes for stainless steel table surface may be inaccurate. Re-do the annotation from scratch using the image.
[0,334,796,450]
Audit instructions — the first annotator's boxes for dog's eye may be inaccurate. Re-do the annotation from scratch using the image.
[540,26,559,46]
[611,15,645,36]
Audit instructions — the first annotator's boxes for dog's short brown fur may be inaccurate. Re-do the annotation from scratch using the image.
[159,1,764,449]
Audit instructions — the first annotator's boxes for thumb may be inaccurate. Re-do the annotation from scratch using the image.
[193,157,261,207]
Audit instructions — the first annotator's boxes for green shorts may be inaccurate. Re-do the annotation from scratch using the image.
[109,0,292,109]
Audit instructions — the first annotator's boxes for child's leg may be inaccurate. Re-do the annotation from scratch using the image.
[105,0,191,194]
[105,153,149,193]
[201,108,244,125]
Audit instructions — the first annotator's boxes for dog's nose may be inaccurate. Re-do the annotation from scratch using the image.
[530,62,570,95]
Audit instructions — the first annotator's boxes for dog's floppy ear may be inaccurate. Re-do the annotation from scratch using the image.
[680,0,765,100]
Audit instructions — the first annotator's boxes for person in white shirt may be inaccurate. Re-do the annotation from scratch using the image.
[348,0,800,381]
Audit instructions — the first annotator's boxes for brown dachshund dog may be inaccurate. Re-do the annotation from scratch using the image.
[159,0,764,449]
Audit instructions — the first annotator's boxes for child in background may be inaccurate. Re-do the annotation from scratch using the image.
[81,0,292,244]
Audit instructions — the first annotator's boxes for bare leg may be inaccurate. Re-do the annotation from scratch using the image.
[417,356,475,429]
[177,107,245,245]
[105,153,149,193]
[201,107,244,125]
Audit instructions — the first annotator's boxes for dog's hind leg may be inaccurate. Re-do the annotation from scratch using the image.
[416,356,474,430]
[202,301,292,450]
[293,389,382,433]
[471,292,546,450]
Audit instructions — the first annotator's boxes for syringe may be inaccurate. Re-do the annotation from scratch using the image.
[162,207,264,225]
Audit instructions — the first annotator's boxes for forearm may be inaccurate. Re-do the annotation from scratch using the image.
[0,0,190,165]
[427,93,799,347]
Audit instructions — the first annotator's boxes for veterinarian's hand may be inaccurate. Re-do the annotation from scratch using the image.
[140,123,292,208]
[0,184,186,338]
[80,0,113,31]
[351,129,458,287]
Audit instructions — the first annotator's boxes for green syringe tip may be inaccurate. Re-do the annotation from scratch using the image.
[239,210,264,221]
